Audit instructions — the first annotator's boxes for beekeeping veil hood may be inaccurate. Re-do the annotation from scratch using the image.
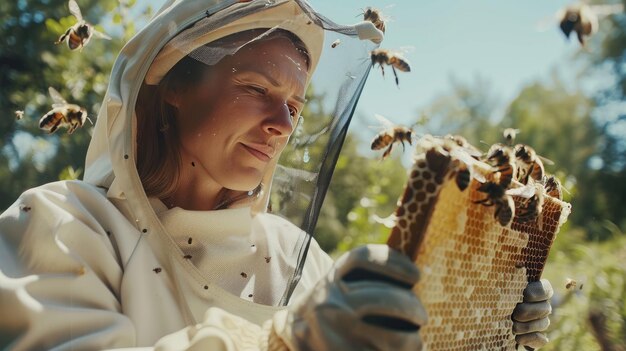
[84,0,383,305]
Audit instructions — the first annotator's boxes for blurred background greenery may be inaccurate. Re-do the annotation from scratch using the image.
[1,0,625,349]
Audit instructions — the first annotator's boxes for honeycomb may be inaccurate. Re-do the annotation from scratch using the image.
[387,136,571,351]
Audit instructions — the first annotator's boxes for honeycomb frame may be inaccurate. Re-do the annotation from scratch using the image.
[387,137,571,350]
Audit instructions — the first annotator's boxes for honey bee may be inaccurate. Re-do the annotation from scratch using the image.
[474,181,516,227]
[503,128,520,146]
[485,144,517,189]
[543,175,563,200]
[558,4,597,46]
[565,278,577,290]
[514,144,553,184]
[15,110,25,120]
[39,87,90,134]
[556,3,623,46]
[452,162,471,191]
[513,181,545,226]
[362,7,387,33]
[55,0,111,51]
[331,39,341,48]
[370,114,413,160]
[370,49,411,87]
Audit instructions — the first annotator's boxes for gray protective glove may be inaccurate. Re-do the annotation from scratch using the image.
[512,279,554,350]
[284,244,427,351]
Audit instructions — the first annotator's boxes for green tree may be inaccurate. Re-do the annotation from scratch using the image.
[0,0,148,211]
[580,1,626,235]
[421,75,500,145]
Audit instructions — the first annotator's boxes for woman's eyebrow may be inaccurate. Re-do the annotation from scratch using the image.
[239,69,307,104]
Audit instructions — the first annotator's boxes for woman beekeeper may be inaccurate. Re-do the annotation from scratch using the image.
[0,0,552,350]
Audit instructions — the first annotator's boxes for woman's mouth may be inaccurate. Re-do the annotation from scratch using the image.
[242,143,273,162]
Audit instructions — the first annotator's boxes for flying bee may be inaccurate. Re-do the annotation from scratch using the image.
[362,7,387,33]
[543,175,563,200]
[565,278,577,290]
[555,3,623,46]
[39,87,91,134]
[370,114,413,160]
[474,181,516,227]
[370,49,411,87]
[484,143,517,189]
[55,0,112,51]
[503,128,520,146]
[558,4,597,46]
[331,39,341,48]
[15,110,25,120]
[514,144,553,184]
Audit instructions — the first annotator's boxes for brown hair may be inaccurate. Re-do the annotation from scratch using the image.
[136,29,310,200]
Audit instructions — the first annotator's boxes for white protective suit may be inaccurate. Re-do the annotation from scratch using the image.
[0,0,386,349]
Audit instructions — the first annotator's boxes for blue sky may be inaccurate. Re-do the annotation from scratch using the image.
[311,0,585,126]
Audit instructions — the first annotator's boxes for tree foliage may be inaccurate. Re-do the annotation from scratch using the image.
[0,0,149,210]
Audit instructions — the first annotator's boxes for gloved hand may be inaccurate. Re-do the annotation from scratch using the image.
[512,279,553,350]
[276,244,427,351]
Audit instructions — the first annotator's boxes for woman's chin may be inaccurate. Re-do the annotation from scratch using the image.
[222,176,263,192]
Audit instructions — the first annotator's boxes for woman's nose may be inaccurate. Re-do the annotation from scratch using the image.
[262,102,294,136]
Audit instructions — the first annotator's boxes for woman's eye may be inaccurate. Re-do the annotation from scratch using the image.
[248,85,267,95]
[288,105,298,117]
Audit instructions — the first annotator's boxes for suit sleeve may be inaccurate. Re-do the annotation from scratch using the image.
[0,187,135,350]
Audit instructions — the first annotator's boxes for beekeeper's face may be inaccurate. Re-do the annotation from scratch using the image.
[170,35,309,192]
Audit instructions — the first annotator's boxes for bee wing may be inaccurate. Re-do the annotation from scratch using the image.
[506,183,536,198]
[68,0,83,21]
[538,154,555,166]
[48,87,67,107]
[374,113,396,129]
[371,213,397,229]
[470,168,487,183]
[398,45,415,55]
[92,29,112,40]
[450,149,488,183]
[590,4,623,17]
[504,128,521,134]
